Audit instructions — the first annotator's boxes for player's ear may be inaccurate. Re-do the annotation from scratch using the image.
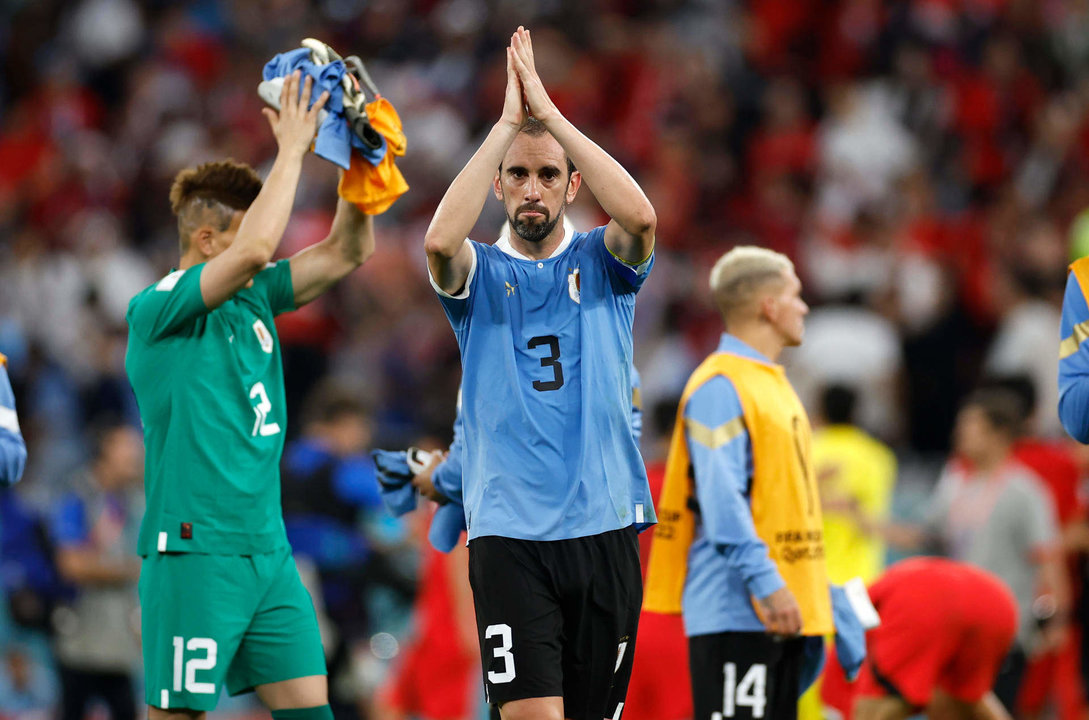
[195,226,216,257]
[758,292,779,323]
[565,170,582,203]
[493,170,503,201]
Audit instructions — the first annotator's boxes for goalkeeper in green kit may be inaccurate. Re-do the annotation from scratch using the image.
[125,70,372,720]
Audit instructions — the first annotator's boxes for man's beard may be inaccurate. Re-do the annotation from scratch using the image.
[508,202,564,244]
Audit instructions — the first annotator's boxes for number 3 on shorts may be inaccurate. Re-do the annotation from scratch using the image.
[172,636,218,694]
[485,624,516,683]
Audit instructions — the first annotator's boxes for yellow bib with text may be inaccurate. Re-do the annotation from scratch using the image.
[643,351,834,635]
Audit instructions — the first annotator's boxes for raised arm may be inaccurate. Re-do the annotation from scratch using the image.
[199,71,329,309]
[510,27,656,264]
[424,48,525,295]
[289,189,375,307]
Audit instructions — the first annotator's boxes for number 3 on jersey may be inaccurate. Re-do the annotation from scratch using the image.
[250,382,281,437]
[528,335,564,391]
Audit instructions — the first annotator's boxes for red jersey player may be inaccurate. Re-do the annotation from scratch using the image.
[822,557,1018,720]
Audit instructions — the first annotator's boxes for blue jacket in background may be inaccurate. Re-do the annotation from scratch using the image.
[0,360,26,487]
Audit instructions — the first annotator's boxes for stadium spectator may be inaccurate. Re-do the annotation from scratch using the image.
[49,419,143,720]
[891,388,1069,712]
[787,296,904,441]
[281,380,412,719]
[374,533,478,720]
[813,384,897,585]
[992,375,1089,720]
[798,383,896,720]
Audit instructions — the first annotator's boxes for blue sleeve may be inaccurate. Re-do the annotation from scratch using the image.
[432,406,465,503]
[686,376,785,600]
[430,241,482,333]
[591,226,654,294]
[631,366,643,445]
[126,265,209,342]
[332,456,384,509]
[1059,270,1089,442]
[51,495,89,547]
[0,362,26,487]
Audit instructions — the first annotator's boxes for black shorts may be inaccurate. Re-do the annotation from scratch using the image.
[467,526,642,720]
[689,631,806,720]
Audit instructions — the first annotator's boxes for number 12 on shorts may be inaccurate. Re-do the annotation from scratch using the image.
[172,636,218,695]
[712,662,767,719]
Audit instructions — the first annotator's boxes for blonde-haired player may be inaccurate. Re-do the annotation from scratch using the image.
[646,245,832,720]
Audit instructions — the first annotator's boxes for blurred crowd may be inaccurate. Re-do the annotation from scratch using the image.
[2,0,1089,717]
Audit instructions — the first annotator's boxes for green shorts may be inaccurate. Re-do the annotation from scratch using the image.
[139,547,326,711]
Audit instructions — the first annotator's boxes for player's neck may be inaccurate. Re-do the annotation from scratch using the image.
[973,448,1010,476]
[728,324,785,363]
[509,226,565,261]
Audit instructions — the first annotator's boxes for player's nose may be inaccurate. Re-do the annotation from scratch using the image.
[524,175,542,200]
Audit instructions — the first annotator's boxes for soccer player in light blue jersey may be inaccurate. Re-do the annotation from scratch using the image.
[423,26,656,720]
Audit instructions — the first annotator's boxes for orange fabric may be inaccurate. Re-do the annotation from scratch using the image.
[0,352,6,367]
[338,97,409,215]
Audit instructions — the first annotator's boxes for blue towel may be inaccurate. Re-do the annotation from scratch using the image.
[798,585,869,694]
[262,48,386,170]
[371,449,466,553]
[830,584,867,681]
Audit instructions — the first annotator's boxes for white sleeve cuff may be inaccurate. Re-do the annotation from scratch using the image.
[0,406,20,434]
[428,240,478,300]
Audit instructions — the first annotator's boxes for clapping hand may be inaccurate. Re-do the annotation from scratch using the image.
[509,26,560,124]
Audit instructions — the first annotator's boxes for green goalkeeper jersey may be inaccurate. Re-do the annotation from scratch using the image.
[125,261,296,556]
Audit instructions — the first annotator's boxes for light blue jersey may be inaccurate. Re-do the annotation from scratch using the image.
[682,334,787,637]
[432,224,655,541]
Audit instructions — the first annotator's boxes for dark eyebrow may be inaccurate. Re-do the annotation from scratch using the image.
[506,165,527,174]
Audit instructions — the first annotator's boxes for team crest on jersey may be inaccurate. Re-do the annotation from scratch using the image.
[567,268,581,304]
[252,319,273,353]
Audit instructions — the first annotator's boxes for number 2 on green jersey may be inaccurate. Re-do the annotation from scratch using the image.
[249,382,281,437]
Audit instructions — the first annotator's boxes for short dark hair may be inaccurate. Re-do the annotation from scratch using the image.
[87,416,134,462]
[302,379,372,428]
[982,374,1036,423]
[961,388,1025,439]
[169,159,262,252]
[820,384,857,425]
[501,117,576,177]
